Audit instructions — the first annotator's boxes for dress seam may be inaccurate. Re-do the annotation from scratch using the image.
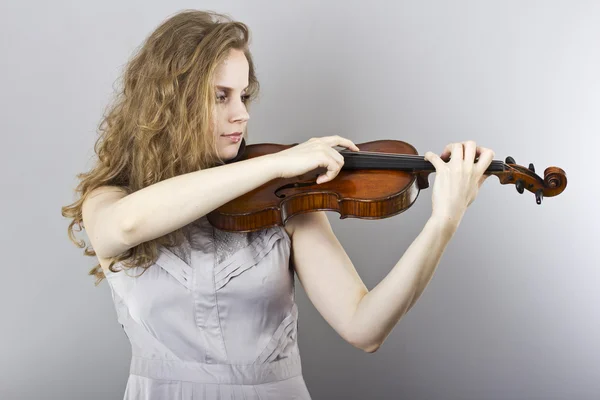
[131,353,302,366]
[128,372,302,386]
[212,225,230,361]
[253,384,263,399]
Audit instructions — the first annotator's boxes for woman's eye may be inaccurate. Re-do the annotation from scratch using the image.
[216,92,250,104]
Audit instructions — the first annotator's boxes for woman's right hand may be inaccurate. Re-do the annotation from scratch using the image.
[269,136,360,184]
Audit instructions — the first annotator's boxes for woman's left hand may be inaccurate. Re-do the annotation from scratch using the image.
[424,140,495,225]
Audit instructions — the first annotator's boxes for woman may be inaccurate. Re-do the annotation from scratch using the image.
[62,9,494,399]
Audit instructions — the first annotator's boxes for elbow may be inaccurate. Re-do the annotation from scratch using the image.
[119,216,139,248]
[110,197,139,250]
[94,217,138,259]
[361,342,381,353]
[346,332,382,354]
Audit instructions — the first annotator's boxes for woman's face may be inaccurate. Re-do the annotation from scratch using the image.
[212,48,251,161]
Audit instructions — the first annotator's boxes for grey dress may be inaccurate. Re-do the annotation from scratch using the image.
[103,216,312,399]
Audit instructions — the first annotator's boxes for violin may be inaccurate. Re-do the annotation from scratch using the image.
[207,139,567,232]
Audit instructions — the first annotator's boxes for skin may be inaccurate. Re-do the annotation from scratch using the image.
[212,49,251,161]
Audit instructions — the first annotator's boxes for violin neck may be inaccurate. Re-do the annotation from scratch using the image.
[339,150,506,173]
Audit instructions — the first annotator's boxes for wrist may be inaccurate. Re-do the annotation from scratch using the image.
[429,211,463,234]
[260,153,283,180]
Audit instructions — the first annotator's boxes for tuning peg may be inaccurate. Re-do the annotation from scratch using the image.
[529,163,535,173]
[505,156,516,164]
[515,179,525,194]
[535,189,543,205]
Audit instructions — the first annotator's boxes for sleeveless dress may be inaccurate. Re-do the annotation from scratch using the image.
[103,216,312,399]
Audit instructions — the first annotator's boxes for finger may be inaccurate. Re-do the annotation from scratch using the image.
[323,135,360,152]
[463,141,477,163]
[337,137,360,152]
[473,145,484,163]
[342,138,360,152]
[451,142,464,162]
[424,151,446,171]
[440,143,453,162]
[327,146,345,166]
[475,144,484,158]
[317,158,341,184]
[475,148,495,175]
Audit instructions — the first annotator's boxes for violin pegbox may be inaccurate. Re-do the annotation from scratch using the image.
[499,156,567,204]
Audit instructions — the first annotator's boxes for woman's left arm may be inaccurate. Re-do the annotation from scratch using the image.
[288,140,493,352]
[287,210,458,353]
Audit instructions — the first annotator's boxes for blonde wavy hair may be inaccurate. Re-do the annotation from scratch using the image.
[61,10,260,285]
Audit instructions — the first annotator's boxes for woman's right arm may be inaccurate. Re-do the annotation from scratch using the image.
[82,136,359,259]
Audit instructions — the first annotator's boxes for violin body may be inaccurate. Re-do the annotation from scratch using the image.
[207,139,567,232]
[208,140,427,232]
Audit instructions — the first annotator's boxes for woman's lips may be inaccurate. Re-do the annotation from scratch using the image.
[221,132,242,142]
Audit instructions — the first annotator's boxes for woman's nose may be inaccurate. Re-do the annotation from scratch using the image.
[230,100,250,123]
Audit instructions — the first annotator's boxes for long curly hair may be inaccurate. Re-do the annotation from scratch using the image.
[61,10,260,285]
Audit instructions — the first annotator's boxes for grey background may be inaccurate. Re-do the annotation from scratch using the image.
[1,0,598,399]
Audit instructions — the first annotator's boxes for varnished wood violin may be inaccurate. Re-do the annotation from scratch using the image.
[207,139,567,232]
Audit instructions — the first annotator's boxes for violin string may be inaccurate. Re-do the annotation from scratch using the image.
[341,150,506,165]
[504,164,520,174]
[342,161,506,169]
[343,154,505,164]
[343,162,506,172]
[345,156,506,167]
[342,154,505,170]
[340,150,424,159]
[340,150,541,176]
[341,149,502,160]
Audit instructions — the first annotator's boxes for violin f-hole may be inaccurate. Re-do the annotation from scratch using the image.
[275,175,319,198]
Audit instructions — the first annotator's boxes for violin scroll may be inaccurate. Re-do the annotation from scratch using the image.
[496,156,567,204]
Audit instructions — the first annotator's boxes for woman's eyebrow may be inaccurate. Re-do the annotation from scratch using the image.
[215,85,248,91]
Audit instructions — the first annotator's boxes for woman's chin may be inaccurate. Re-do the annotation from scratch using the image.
[218,144,241,161]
